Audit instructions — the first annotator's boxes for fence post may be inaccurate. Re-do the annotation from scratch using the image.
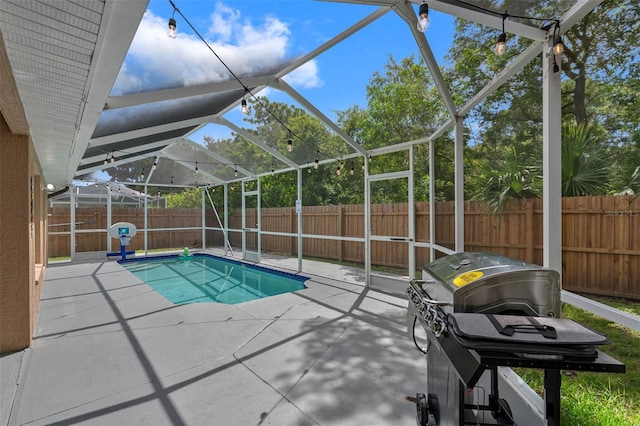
[526,200,534,263]
[338,206,343,262]
[290,208,295,255]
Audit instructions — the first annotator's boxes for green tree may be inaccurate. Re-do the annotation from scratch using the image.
[561,122,610,196]
[337,55,455,202]
[469,145,542,212]
[166,188,203,208]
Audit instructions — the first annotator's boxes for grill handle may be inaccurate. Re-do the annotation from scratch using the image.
[422,297,451,307]
[409,279,451,306]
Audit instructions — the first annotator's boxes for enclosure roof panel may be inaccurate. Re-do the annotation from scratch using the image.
[1,0,586,188]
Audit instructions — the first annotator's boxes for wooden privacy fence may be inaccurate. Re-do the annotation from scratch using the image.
[228,196,640,300]
[48,195,639,299]
[48,207,203,256]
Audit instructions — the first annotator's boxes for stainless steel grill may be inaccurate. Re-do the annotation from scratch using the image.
[407,252,625,426]
[420,252,560,317]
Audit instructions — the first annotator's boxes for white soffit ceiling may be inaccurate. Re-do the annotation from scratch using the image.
[0,0,147,186]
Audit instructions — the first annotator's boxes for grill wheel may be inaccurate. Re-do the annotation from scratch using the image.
[415,392,440,426]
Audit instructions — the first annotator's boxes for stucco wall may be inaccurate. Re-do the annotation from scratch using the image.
[0,114,39,353]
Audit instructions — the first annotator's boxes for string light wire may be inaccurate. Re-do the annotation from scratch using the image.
[167,0,362,169]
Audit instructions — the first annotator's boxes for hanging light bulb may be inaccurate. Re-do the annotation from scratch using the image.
[153,161,157,170]
[314,154,319,169]
[287,133,293,152]
[110,151,115,163]
[104,155,109,166]
[234,165,238,177]
[271,167,275,176]
[140,169,145,180]
[350,165,355,175]
[553,35,564,55]
[495,15,507,56]
[495,33,506,55]
[417,2,430,32]
[336,165,341,176]
[168,17,177,38]
[368,154,372,162]
[361,159,365,170]
[340,160,344,170]
[195,162,199,174]
[241,99,248,114]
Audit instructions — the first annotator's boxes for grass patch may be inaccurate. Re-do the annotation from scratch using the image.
[516,302,640,425]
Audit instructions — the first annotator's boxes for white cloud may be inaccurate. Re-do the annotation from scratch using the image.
[284,61,323,89]
[112,4,322,95]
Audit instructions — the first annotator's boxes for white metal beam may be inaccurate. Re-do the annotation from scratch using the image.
[80,140,176,166]
[89,116,212,146]
[542,35,562,277]
[180,138,253,178]
[558,0,604,35]
[105,76,273,110]
[211,116,299,169]
[276,6,391,78]
[424,0,547,41]
[393,1,458,120]
[454,118,464,252]
[458,41,543,117]
[162,150,225,185]
[76,150,163,176]
[274,78,367,155]
[322,0,546,40]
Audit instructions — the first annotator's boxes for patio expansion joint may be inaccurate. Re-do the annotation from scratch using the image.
[231,304,356,425]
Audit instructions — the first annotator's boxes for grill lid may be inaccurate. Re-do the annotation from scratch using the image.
[424,252,537,287]
[422,252,561,317]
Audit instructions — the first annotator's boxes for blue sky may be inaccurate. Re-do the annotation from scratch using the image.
[113,0,456,142]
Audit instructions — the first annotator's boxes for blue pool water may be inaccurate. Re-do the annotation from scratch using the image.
[120,254,308,305]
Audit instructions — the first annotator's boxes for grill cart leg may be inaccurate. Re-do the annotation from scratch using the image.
[544,369,561,426]
[485,367,514,425]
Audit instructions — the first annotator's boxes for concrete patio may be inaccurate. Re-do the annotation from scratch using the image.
[1,253,426,426]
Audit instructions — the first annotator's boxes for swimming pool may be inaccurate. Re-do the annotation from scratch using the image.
[120,254,308,305]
